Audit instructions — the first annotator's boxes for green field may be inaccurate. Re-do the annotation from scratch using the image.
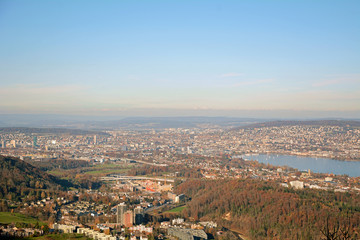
[48,163,134,177]
[90,163,132,169]
[83,163,133,176]
[84,168,129,176]
[166,205,187,213]
[47,169,65,176]
[26,233,90,240]
[0,212,45,225]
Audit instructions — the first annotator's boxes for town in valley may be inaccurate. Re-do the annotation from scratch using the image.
[0,120,359,239]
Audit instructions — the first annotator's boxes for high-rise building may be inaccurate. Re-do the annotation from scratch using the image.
[134,206,144,225]
[124,210,133,227]
[33,136,37,147]
[117,203,127,225]
[10,140,16,148]
[94,135,97,145]
[1,140,5,148]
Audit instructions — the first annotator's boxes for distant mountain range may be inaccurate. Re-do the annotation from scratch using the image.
[87,117,264,129]
[0,114,359,130]
[0,115,266,129]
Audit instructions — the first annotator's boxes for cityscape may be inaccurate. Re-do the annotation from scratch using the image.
[0,120,359,239]
[1,0,360,240]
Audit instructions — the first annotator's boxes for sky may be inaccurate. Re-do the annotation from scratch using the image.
[0,0,359,118]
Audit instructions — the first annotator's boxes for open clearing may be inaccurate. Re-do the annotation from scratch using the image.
[166,205,186,213]
[0,212,44,225]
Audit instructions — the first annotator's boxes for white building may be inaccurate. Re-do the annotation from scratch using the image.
[290,180,304,189]
[52,223,76,233]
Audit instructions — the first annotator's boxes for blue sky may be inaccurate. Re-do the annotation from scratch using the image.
[0,0,359,118]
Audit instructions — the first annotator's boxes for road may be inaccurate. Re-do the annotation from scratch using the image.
[100,175,174,182]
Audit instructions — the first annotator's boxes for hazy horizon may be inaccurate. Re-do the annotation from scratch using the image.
[1,111,360,122]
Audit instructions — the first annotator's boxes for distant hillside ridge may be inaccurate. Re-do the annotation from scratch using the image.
[0,127,109,135]
[84,117,262,129]
[234,120,360,130]
[0,155,69,201]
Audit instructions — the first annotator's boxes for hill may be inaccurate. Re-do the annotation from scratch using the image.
[81,117,262,129]
[0,114,266,129]
[176,179,360,239]
[0,127,109,136]
[0,212,46,225]
[0,155,70,202]
[234,120,360,130]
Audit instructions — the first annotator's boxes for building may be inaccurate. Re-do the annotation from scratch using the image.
[325,177,333,182]
[175,194,186,203]
[199,221,217,228]
[168,192,176,201]
[168,227,207,240]
[290,180,304,189]
[33,136,37,147]
[172,218,184,225]
[169,192,186,203]
[134,206,144,225]
[52,223,76,233]
[129,225,153,234]
[117,203,127,225]
[77,227,117,240]
[124,210,133,228]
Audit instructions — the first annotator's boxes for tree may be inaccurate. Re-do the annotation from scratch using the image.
[41,191,46,199]
[320,213,357,240]
[0,200,9,211]
[42,224,50,234]
[34,221,40,229]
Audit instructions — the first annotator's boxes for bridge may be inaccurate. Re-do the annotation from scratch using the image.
[100,175,174,182]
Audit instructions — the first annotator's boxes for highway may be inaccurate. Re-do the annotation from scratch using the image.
[100,175,174,182]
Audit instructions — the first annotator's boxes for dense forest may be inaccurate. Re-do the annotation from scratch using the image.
[27,159,90,171]
[176,179,360,239]
[0,155,71,202]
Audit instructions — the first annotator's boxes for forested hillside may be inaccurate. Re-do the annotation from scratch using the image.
[176,179,360,239]
[28,159,90,172]
[0,155,69,202]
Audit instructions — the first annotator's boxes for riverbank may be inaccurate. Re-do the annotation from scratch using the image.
[245,151,360,162]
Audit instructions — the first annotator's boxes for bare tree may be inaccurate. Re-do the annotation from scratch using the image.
[320,215,340,240]
[320,213,356,240]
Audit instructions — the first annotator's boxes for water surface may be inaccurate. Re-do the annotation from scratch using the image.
[245,154,360,177]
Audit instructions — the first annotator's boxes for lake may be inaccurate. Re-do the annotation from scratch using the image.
[244,154,360,177]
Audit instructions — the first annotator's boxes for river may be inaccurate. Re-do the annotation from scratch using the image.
[244,154,360,177]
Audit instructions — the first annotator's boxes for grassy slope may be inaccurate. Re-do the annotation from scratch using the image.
[26,233,90,240]
[0,212,45,225]
[166,205,186,213]
[49,163,133,177]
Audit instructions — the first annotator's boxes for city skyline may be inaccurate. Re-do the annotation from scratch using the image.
[0,0,359,118]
